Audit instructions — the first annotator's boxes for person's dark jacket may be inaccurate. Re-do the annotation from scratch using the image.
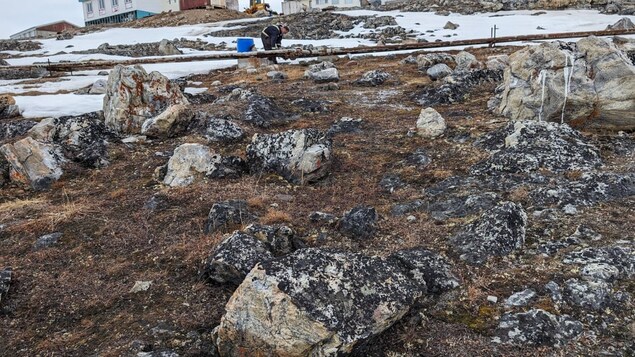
[261,25,284,50]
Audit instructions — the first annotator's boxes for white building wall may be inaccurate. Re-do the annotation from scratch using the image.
[282,0,311,14]
[311,0,360,9]
[82,0,138,22]
[136,0,179,13]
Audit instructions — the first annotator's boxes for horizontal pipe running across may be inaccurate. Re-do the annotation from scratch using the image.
[7,28,635,73]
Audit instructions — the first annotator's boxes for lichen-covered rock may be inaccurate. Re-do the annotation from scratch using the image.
[246,128,332,184]
[530,172,635,208]
[494,309,582,347]
[242,92,288,128]
[563,278,612,311]
[304,67,340,83]
[0,154,9,187]
[454,51,479,71]
[426,63,452,80]
[204,231,274,285]
[244,224,296,256]
[449,201,527,265]
[563,245,634,280]
[0,267,11,304]
[486,55,510,71]
[505,289,537,307]
[327,117,363,136]
[471,121,602,175]
[34,232,63,250]
[414,69,503,106]
[163,143,221,187]
[158,39,182,56]
[405,148,432,168]
[354,70,392,86]
[204,118,244,143]
[415,53,455,70]
[88,79,108,95]
[141,104,194,138]
[215,248,425,356]
[389,248,460,294]
[304,62,339,83]
[495,37,635,130]
[28,112,110,168]
[205,200,255,234]
[0,119,37,141]
[426,192,499,221]
[606,17,635,31]
[416,107,446,138]
[103,65,188,134]
[0,94,20,119]
[0,136,64,190]
[338,205,378,239]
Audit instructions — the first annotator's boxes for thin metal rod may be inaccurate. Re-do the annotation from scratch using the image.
[6,28,635,73]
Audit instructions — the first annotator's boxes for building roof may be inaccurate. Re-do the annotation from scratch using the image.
[10,20,80,38]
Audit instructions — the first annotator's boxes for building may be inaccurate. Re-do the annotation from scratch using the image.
[79,0,180,26]
[10,21,80,40]
[79,0,237,26]
[281,0,361,14]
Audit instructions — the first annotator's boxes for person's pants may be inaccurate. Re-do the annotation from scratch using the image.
[261,35,277,64]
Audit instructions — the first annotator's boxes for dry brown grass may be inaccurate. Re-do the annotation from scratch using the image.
[260,209,292,225]
[0,197,48,212]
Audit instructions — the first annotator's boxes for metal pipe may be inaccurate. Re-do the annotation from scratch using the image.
[6,28,635,73]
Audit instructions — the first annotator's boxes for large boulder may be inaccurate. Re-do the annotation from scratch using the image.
[471,120,602,175]
[103,65,188,134]
[28,113,110,168]
[0,94,20,119]
[246,129,332,184]
[495,37,635,131]
[449,201,527,265]
[0,136,64,190]
[215,248,425,356]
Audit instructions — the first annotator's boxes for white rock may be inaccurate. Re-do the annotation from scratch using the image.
[129,281,152,293]
[416,107,446,138]
[163,143,221,187]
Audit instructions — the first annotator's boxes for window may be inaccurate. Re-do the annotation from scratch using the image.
[98,0,105,9]
[332,0,339,4]
[125,0,132,3]
[112,0,118,6]
[86,1,93,13]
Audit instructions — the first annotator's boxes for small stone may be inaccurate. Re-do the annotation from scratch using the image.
[443,21,459,30]
[130,281,152,293]
[34,232,62,250]
[563,204,577,215]
[505,288,537,307]
[487,295,498,304]
[406,215,417,223]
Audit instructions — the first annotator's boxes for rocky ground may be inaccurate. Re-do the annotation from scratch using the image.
[381,0,635,15]
[1,31,635,357]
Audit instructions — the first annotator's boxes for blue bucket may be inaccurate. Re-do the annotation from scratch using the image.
[236,38,255,53]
